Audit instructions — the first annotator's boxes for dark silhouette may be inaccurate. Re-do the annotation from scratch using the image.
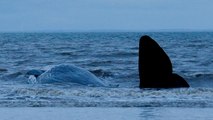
[26,69,45,78]
[139,35,189,88]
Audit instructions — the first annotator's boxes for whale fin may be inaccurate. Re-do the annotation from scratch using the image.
[168,73,190,88]
[139,35,190,88]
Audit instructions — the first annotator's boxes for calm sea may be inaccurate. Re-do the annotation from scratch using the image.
[0,32,212,107]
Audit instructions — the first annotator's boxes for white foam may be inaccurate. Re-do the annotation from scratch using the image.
[28,75,38,84]
[0,85,213,107]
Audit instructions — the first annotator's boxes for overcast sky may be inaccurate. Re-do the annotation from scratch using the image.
[0,0,213,32]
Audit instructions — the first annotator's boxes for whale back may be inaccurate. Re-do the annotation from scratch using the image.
[37,64,106,87]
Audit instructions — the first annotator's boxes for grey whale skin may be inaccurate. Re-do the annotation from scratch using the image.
[139,35,190,88]
[27,64,106,87]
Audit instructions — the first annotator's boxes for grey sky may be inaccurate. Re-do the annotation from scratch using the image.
[0,0,213,32]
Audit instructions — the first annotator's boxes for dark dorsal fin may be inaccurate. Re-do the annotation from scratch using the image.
[139,35,189,88]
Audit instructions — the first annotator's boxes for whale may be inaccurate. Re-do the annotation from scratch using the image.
[138,35,190,88]
[27,64,107,87]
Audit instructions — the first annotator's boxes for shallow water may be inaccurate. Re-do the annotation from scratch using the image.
[0,32,213,107]
[1,107,213,120]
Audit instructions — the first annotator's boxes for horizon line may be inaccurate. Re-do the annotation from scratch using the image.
[0,29,213,33]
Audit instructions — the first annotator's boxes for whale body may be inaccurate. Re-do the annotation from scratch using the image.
[139,35,190,88]
[36,64,106,87]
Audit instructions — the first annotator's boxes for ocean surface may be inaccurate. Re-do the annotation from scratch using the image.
[0,32,213,108]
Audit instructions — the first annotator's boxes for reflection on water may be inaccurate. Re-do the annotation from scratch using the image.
[140,107,158,120]
[139,107,213,120]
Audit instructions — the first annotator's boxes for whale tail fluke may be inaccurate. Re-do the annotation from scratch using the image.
[168,73,190,88]
[139,35,190,88]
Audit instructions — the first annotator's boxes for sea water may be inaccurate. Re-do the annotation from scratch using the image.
[0,32,213,109]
